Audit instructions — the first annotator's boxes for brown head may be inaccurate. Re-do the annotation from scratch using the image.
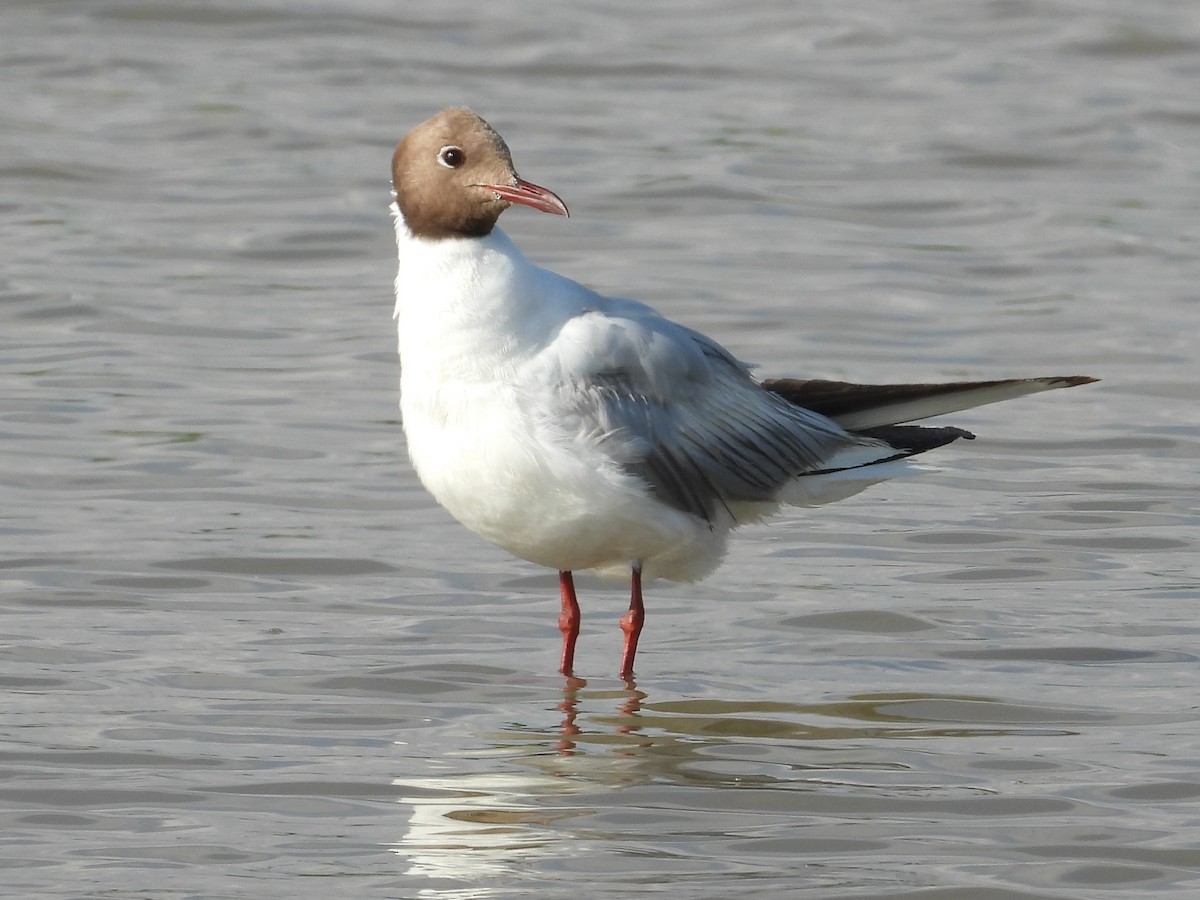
[391,107,569,240]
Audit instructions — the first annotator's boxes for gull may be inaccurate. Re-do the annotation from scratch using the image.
[389,107,1096,679]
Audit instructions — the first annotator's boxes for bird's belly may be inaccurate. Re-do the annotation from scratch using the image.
[401,385,711,577]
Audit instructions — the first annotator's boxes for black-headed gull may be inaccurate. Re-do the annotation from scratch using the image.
[389,107,1096,679]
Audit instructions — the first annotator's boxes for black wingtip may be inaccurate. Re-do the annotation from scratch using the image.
[857,424,976,454]
[1049,375,1100,388]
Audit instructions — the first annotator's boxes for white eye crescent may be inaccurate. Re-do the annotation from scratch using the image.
[438,145,465,169]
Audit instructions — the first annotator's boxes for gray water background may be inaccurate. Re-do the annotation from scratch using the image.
[3,1,1199,897]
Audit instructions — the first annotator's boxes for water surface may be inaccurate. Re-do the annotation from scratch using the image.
[3,1,1199,897]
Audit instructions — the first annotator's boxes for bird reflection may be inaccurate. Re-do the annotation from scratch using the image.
[554,675,585,752]
[391,681,1065,896]
[555,676,648,753]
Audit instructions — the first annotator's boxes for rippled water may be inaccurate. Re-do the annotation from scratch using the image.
[4,1,1199,897]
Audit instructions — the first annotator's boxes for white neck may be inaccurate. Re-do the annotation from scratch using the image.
[392,205,558,382]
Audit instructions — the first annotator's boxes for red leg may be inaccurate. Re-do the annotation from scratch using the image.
[558,570,580,676]
[618,564,645,680]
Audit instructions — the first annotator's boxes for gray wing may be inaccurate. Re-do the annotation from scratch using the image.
[576,369,865,522]
[524,307,870,523]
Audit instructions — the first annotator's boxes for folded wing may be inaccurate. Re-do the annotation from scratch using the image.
[529,309,914,523]
[525,298,1097,524]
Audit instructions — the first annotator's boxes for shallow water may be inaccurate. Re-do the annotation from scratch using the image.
[3,1,1199,897]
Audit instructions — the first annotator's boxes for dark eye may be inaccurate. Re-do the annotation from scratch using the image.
[438,145,465,169]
